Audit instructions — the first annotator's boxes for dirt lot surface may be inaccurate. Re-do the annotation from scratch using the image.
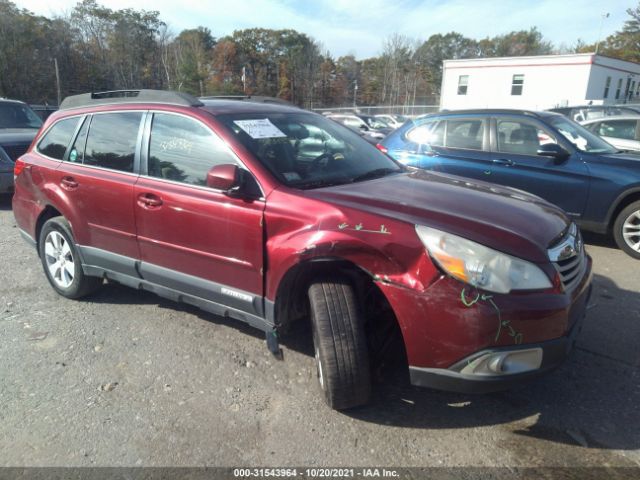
[0,194,638,471]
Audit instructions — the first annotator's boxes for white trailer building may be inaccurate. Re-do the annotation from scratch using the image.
[440,53,640,111]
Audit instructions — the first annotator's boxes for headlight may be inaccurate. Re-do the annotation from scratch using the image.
[415,225,552,294]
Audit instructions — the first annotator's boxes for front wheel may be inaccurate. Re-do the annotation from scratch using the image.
[613,201,640,259]
[39,217,102,298]
[308,278,371,410]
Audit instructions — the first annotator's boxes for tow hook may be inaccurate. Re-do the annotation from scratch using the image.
[266,330,283,360]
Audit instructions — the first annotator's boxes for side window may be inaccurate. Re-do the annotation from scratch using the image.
[496,119,556,156]
[583,108,605,120]
[406,121,444,147]
[84,112,142,173]
[343,117,366,129]
[148,113,238,186]
[597,120,637,140]
[37,117,80,160]
[445,119,484,150]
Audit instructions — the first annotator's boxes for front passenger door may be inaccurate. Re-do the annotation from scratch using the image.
[489,117,590,218]
[134,112,266,317]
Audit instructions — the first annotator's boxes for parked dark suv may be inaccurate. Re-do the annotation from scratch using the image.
[0,98,43,194]
[379,109,640,258]
[13,91,591,409]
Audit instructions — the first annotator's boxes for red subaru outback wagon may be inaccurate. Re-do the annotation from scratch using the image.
[13,90,592,409]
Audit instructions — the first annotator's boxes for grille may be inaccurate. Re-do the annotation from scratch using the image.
[553,247,586,291]
[1,143,29,161]
[548,223,586,292]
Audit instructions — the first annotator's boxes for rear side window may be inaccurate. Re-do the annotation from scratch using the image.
[406,120,444,147]
[37,117,80,160]
[148,113,238,186]
[84,112,142,173]
[445,119,484,150]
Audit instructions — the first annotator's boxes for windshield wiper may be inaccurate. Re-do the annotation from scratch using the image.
[350,168,401,183]
[291,178,350,189]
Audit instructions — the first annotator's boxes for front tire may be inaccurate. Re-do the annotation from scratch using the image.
[308,278,371,410]
[39,217,102,298]
[613,201,640,259]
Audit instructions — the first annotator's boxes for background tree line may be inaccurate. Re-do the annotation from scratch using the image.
[1,0,639,108]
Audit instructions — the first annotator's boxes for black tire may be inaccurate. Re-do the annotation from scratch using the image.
[613,200,640,259]
[308,278,371,410]
[38,217,102,298]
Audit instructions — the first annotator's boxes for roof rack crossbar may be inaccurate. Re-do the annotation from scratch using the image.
[59,89,204,110]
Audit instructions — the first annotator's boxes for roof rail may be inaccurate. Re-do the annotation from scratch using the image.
[59,89,204,110]
[199,95,295,106]
[439,108,542,117]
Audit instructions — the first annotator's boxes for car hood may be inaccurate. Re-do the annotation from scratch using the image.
[306,169,570,263]
[0,129,39,144]
[594,150,640,163]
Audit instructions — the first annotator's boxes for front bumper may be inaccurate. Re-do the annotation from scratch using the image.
[409,282,591,393]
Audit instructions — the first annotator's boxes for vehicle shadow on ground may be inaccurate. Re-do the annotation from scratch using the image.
[343,273,639,452]
[0,194,12,210]
[582,231,618,250]
[84,269,638,452]
[88,281,269,341]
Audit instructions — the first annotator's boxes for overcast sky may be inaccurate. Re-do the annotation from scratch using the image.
[15,0,633,59]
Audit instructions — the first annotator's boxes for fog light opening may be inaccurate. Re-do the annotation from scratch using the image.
[460,348,543,376]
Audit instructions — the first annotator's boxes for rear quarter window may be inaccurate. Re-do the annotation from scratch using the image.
[37,117,81,160]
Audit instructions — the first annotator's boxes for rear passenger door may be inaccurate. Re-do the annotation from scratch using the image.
[489,116,590,218]
[430,116,492,180]
[388,116,491,181]
[55,111,143,272]
[133,112,266,317]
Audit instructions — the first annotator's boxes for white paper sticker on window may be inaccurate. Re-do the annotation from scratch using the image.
[234,119,287,139]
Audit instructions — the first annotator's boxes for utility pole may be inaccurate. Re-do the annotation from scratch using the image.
[241,66,247,94]
[54,58,61,106]
[595,12,610,54]
[353,80,358,109]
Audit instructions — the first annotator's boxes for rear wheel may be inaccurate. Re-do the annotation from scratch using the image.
[613,201,640,259]
[39,217,102,298]
[308,278,371,410]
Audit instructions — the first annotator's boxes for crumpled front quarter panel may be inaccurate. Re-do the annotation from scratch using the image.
[264,187,439,302]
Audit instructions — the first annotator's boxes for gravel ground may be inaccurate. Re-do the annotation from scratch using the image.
[0,194,638,470]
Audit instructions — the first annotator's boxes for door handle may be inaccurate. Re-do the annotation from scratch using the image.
[60,176,78,190]
[492,158,515,167]
[137,193,163,208]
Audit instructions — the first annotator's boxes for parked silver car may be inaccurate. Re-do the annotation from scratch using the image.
[581,116,640,152]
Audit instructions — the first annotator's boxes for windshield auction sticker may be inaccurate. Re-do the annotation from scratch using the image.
[234,119,287,139]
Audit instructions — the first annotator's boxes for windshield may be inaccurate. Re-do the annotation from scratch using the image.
[0,103,42,129]
[217,112,403,189]
[548,116,617,154]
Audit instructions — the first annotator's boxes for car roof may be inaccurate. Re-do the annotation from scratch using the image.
[58,89,307,116]
[420,109,562,120]
[0,98,28,106]
[199,99,305,116]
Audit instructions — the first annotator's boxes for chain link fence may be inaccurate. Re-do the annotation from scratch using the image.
[313,105,440,117]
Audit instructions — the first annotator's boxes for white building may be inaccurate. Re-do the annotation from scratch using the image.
[440,53,640,111]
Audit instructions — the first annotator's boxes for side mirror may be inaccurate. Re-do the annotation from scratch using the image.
[537,143,570,161]
[206,164,241,193]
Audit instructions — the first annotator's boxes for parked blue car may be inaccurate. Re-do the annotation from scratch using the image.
[379,109,640,258]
